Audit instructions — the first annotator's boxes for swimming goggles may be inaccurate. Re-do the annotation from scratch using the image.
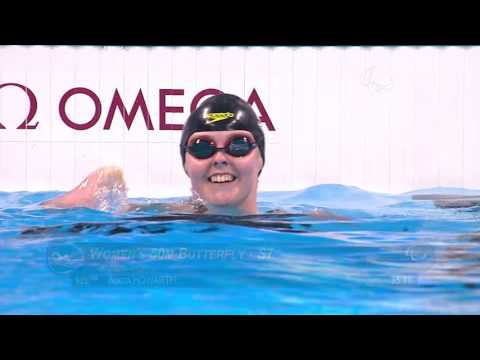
[184,136,257,159]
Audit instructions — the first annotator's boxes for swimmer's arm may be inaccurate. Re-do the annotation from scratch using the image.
[40,188,98,209]
[266,208,351,220]
[41,195,85,209]
[40,166,127,210]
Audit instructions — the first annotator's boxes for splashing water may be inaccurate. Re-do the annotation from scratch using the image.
[93,181,129,213]
[2,184,480,314]
[87,167,130,213]
[190,189,208,213]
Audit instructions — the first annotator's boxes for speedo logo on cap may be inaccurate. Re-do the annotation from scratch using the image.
[205,112,234,124]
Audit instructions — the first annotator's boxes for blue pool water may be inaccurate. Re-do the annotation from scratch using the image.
[1,184,480,314]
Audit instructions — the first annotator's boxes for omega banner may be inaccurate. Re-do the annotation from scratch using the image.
[1,46,479,197]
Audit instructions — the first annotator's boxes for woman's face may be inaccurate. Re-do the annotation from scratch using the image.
[183,130,264,214]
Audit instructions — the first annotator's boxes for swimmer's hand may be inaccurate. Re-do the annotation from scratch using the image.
[41,166,130,212]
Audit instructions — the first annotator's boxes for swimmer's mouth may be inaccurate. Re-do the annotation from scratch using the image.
[208,174,237,184]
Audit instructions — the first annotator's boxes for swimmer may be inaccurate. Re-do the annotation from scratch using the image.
[42,94,348,220]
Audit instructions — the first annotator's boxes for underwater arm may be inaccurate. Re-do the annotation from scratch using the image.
[266,208,351,220]
[124,202,197,213]
[307,208,351,220]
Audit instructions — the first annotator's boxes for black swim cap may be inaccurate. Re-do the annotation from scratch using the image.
[180,93,265,174]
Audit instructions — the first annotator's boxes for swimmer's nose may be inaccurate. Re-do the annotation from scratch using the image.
[212,148,229,167]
